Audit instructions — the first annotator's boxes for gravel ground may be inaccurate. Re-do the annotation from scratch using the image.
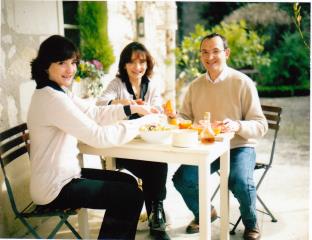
[259,96,310,166]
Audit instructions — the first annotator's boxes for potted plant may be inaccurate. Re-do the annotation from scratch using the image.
[73,59,105,98]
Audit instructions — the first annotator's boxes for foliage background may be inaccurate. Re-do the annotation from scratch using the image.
[78,1,115,73]
[176,2,310,97]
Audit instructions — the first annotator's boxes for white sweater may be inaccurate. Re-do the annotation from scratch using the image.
[27,87,158,205]
[96,77,162,110]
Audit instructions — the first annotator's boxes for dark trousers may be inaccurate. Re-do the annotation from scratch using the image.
[116,158,168,215]
[41,168,144,240]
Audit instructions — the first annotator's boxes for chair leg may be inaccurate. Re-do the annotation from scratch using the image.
[230,216,241,235]
[64,219,82,239]
[257,194,278,222]
[211,184,220,201]
[211,171,221,201]
[48,215,69,239]
[18,216,41,238]
[230,195,277,236]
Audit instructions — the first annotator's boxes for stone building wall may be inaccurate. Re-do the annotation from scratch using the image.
[0,0,61,132]
[0,1,64,236]
[107,1,177,102]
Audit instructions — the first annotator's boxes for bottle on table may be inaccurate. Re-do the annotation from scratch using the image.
[200,112,215,144]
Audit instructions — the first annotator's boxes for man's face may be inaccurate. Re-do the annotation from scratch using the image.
[200,36,230,77]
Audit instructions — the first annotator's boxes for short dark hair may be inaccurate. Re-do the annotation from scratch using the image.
[117,42,154,83]
[200,33,228,50]
[31,35,80,84]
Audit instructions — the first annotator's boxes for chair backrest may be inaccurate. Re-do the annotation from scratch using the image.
[261,105,282,166]
[0,123,30,215]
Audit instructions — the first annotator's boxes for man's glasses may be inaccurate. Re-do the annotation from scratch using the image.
[200,49,225,57]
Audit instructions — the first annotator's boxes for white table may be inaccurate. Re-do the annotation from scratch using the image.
[78,133,233,240]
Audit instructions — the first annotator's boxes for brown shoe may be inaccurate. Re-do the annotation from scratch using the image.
[185,207,218,234]
[243,227,261,240]
[186,219,199,234]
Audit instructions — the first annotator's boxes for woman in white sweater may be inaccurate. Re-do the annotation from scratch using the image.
[97,42,169,240]
[27,35,161,240]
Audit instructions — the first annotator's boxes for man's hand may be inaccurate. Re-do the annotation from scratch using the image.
[222,118,241,133]
[163,104,177,118]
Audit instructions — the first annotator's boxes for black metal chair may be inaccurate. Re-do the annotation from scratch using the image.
[211,105,282,234]
[0,123,81,239]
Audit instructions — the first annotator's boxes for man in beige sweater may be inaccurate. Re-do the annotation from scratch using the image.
[171,33,267,240]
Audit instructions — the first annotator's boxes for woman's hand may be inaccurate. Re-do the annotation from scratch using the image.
[140,113,166,126]
[112,99,136,105]
[130,104,160,116]
[135,99,145,105]
[112,98,146,106]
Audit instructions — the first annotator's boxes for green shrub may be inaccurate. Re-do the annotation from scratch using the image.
[257,85,310,97]
[78,2,115,73]
[257,31,310,87]
[213,20,271,69]
[175,24,206,80]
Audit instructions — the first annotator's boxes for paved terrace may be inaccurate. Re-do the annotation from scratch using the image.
[18,96,310,240]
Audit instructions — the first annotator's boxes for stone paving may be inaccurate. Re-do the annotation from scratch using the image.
[137,96,311,240]
[260,96,310,166]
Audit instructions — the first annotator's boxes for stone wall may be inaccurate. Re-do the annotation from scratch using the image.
[1,1,63,236]
[107,1,177,102]
[0,0,61,132]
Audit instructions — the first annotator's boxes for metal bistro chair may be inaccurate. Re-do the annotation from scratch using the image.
[211,105,282,234]
[0,123,81,239]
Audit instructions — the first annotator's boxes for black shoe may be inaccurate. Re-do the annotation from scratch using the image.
[150,229,170,240]
[149,201,170,240]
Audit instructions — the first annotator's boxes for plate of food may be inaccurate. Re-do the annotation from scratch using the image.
[139,124,173,144]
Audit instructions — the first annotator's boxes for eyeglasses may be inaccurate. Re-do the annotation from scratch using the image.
[200,49,225,57]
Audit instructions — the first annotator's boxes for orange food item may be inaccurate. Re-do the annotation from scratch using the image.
[213,126,222,135]
[179,120,192,129]
[168,117,178,125]
[164,100,173,114]
[135,99,145,105]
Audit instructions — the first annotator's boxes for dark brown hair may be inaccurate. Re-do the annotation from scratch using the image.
[200,33,228,50]
[117,42,154,83]
[31,35,80,84]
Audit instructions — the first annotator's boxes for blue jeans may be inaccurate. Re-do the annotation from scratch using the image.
[172,147,257,229]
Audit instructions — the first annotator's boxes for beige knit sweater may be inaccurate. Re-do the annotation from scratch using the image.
[179,67,268,149]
